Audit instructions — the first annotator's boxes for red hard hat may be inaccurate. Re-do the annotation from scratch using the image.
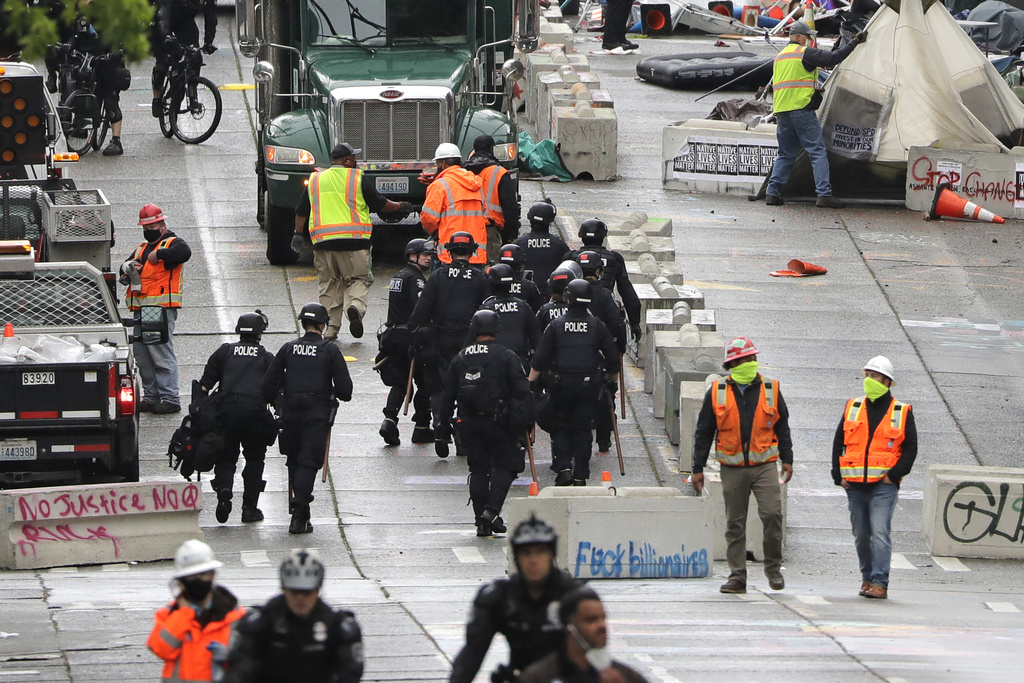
[138,203,167,226]
[725,337,759,364]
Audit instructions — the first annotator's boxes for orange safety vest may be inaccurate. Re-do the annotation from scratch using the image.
[839,397,909,483]
[711,376,780,466]
[147,601,245,682]
[476,163,508,227]
[420,166,488,264]
[126,237,184,311]
[307,166,373,245]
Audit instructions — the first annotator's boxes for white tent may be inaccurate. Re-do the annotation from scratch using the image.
[818,0,1024,167]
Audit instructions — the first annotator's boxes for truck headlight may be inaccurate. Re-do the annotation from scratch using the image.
[492,142,518,163]
[265,145,316,165]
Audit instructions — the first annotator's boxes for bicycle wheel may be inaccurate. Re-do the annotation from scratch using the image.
[61,89,95,155]
[158,83,174,139]
[171,76,222,144]
[92,102,110,151]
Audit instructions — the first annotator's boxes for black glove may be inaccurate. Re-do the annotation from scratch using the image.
[202,43,217,55]
[398,201,415,213]
[630,324,642,341]
[290,234,305,254]
[854,31,868,44]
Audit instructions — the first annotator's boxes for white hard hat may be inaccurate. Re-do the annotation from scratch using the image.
[172,539,222,579]
[863,355,895,384]
[280,548,325,590]
[432,142,462,161]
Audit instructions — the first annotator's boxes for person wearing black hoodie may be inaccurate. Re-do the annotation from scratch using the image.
[465,134,521,262]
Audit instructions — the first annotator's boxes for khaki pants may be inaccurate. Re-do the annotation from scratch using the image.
[313,248,373,339]
[720,460,783,582]
[486,224,502,264]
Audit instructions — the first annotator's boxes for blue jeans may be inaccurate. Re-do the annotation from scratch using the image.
[766,109,832,198]
[134,308,179,406]
[846,482,899,587]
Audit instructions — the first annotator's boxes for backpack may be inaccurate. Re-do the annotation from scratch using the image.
[457,352,499,417]
[168,415,197,480]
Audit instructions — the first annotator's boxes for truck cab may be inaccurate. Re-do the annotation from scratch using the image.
[237,0,540,264]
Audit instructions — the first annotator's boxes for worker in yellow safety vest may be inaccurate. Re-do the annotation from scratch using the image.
[294,143,412,342]
[690,337,793,595]
[831,355,917,601]
[763,21,867,209]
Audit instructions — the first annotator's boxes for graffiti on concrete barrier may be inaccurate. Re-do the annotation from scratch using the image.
[942,481,1024,544]
[573,541,709,579]
[15,483,200,522]
[16,523,122,558]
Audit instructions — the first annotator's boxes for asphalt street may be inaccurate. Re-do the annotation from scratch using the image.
[3,10,1024,683]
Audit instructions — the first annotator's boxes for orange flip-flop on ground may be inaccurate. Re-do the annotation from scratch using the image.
[770,259,827,277]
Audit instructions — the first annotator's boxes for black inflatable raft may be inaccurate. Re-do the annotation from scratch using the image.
[636,52,773,90]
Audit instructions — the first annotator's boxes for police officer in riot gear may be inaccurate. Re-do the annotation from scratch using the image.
[498,244,542,312]
[529,280,620,486]
[263,303,353,534]
[225,548,365,683]
[198,312,277,524]
[479,264,541,370]
[408,232,490,457]
[438,310,532,536]
[377,238,433,446]
[450,516,581,683]
[536,268,573,333]
[516,202,569,300]
[570,219,642,343]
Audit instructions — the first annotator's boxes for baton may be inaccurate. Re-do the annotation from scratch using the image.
[611,404,625,476]
[618,361,625,420]
[403,357,416,416]
[525,431,538,484]
[321,401,338,483]
[372,356,389,370]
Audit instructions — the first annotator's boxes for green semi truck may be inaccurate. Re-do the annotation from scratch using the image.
[235,0,541,264]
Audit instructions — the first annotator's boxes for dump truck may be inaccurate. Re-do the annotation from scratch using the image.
[236,0,541,263]
[0,243,169,488]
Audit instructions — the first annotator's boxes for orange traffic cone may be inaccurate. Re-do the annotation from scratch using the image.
[770,259,827,277]
[528,481,540,496]
[926,182,1005,224]
[3,323,12,337]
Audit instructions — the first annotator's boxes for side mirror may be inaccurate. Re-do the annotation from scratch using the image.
[127,306,170,345]
[236,0,261,58]
[253,60,275,85]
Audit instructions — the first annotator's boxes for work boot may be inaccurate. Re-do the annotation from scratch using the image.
[137,400,155,413]
[152,402,181,414]
[490,516,507,534]
[347,306,363,338]
[379,418,400,446]
[863,584,887,599]
[435,439,449,458]
[573,479,587,486]
[816,195,845,209]
[765,194,784,206]
[719,579,746,594]
[215,490,232,524]
[555,469,574,486]
[767,571,785,591]
[621,39,640,50]
[411,424,434,443]
[240,505,264,523]
[151,98,161,118]
[289,506,312,535]
[102,136,123,156]
[476,515,493,537]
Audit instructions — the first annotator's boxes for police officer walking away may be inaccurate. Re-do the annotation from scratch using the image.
[450,516,581,682]
[225,548,365,682]
[465,134,520,263]
[263,303,353,534]
[378,238,434,447]
[498,244,543,312]
[478,264,541,370]
[536,268,573,333]
[516,202,569,300]
[408,232,490,457]
[529,280,620,486]
[437,310,532,536]
[198,312,277,524]
[294,143,410,341]
[691,337,793,594]
[570,219,642,344]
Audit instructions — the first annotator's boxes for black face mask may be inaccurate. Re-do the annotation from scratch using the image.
[143,229,162,243]
[180,577,213,603]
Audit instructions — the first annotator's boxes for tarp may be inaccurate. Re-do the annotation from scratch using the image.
[965,1,1024,52]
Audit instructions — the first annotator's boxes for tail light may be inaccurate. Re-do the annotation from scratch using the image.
[118,378,135,416]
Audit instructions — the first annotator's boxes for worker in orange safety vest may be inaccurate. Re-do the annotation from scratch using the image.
[465,134,520,264]
[420,142,488,265]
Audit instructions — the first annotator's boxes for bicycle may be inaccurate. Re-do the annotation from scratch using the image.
[156,37,222,144]
[55,47,118,155]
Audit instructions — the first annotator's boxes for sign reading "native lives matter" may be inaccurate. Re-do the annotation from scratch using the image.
[672,135,778,181]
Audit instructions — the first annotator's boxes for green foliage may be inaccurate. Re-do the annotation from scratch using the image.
[1,0,154,62]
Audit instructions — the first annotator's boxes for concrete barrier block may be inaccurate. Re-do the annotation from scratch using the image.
[523,50,591,123]
[698,469,788,561]
[588,90,615,108]
[906,144,1023,219]
[690,309,717,331]
[539,72,602,139]
[678,381,710,471]
[540,20,574,53]
[551,103,618,181]
[609,214,673,237]
[649,329,725,398]
[1,480,204,570]
[657,344,724,442]
[638,308,684,374]
[626,260,685,286]
[508,487,713,579]
[922,464,1024,559]
[662,119,779,196]
[606,234,675,262]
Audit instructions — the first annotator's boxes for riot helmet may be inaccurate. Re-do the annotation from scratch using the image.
[565,279,593,307]
[488,262,515,294]
[235,312,267,337]
[510,515,557,554]
[498,244,525,272]
[527,201,556,230]
[298,302,329,326]
[470,309,501,338]
[404,238,428,259]
[576,250,603,277]
[578,219,607,246]
[280,548,324,591]
[556,259,584,280]
[445,231,479,256]
[547,267,574,296]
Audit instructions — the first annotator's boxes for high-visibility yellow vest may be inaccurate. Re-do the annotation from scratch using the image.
[839,397,909,483]
[772,44,818,114]
[711,377,780,466]
[308,166,372,245]
[126,237,184,310]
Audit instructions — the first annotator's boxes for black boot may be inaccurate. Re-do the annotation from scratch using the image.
[241,505,264,523]
[379,417,400,446]
[476,513,494,537]
[215,489,232,524]
[555,469,574,486]
[241,480,265,522]
[489,514,507,534]
[289,505,312,534]
[411,424,435,443]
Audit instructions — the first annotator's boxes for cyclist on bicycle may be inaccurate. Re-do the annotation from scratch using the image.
[45,16,130,157]
[151,0,218,118]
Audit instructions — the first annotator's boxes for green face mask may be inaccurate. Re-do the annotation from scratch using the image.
[863,377,889,401]
[730,360,758,385]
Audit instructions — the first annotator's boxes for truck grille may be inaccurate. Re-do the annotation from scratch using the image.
[340,100,442,162]
[0,270,110,327]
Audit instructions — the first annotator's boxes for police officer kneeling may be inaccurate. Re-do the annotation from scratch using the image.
[450,516,582,683]
[225,548,365,683]
[263,303,353,534]
[438,310,533,537]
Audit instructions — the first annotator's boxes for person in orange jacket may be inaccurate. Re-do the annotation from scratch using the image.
[420,142,489,265]
[148,539,245,681]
